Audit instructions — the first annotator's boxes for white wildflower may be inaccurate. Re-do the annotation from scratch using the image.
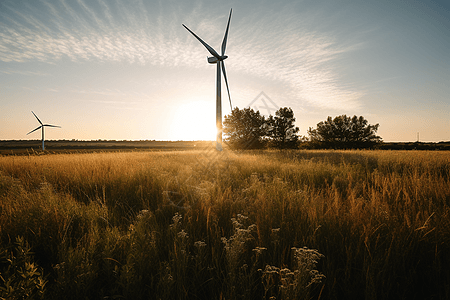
[177,230,188,239]
[194,241,206,248]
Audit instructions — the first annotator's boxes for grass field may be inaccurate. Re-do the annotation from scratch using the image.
[0,140,213,155]
[1,149,449,299]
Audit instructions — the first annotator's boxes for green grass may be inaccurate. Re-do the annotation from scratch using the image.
[1,149,449,299]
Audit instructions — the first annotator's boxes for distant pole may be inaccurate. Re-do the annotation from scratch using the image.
[417,132,419,143]
[216,61,222,151]
[42,126,45,151]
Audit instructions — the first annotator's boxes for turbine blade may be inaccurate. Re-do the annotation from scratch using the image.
[221,8,232,56]
[43,124,61,128]
[182,24,221,59]
[31,111,43,125]
[27,126,42,135]
[221,61,232,110]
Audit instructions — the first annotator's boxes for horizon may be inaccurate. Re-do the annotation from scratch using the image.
[2,138,450,144]
[1,0,449,143]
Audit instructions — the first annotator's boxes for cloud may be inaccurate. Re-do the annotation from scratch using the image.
[0,0,364,111]
[74,87,150,99]
[0,69,50,76]
[227,7,364,111]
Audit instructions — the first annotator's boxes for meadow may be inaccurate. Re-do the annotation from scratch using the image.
[1,149,449,299]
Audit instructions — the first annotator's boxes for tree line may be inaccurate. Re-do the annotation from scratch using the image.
[223,107,382,149]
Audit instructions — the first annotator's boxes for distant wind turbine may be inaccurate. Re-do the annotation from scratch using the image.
[183,9,233,151]
[27,111,61,151]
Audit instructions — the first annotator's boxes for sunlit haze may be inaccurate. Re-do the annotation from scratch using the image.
[1,0,449,142]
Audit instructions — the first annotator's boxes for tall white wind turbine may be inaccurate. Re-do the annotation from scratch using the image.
[27,111,61,151]
[183,9,233,151]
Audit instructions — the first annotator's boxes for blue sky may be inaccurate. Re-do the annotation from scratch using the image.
[1,0,449,142]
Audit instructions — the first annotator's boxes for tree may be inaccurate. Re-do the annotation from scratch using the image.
[223,107,266,149]
[307,115,382,148]
[267,107,299,149]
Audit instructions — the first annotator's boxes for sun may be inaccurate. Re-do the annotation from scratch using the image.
[169,100,217,141]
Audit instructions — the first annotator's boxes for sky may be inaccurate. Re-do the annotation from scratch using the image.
[1,0,449,142]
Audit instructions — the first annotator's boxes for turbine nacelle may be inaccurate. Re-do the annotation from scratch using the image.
[207,55,228,64]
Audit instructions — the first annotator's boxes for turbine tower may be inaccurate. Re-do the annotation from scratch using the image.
[27,111,61,151]
[183,9,233,151]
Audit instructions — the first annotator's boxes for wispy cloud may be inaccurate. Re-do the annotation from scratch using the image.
[0,69,50,76]
[227,7,364,110]
[73,87,150,99]
[0,0,364,110]
[85,97,149,111]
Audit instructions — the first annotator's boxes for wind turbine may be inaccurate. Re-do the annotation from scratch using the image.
[183,9,233,151]
[27,111,61,151]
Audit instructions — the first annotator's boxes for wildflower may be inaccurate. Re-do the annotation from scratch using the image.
[170,212,183,229]
[237,214,248,222]
[177,230,189,239]
[194,241,206,248]
[252,247,267,255]
[263,265,280,274]
[172,212,182,224]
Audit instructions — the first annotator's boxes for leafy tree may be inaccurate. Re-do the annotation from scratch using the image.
[223,107,266,149]
[266,107,299,149]
[307,115,381,148]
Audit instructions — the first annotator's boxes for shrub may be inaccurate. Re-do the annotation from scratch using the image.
[0,236,47,299]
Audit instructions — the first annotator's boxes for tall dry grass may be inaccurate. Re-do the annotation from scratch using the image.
[1,149,449,299]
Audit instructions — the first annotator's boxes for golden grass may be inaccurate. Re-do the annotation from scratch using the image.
[1,149,449,299]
